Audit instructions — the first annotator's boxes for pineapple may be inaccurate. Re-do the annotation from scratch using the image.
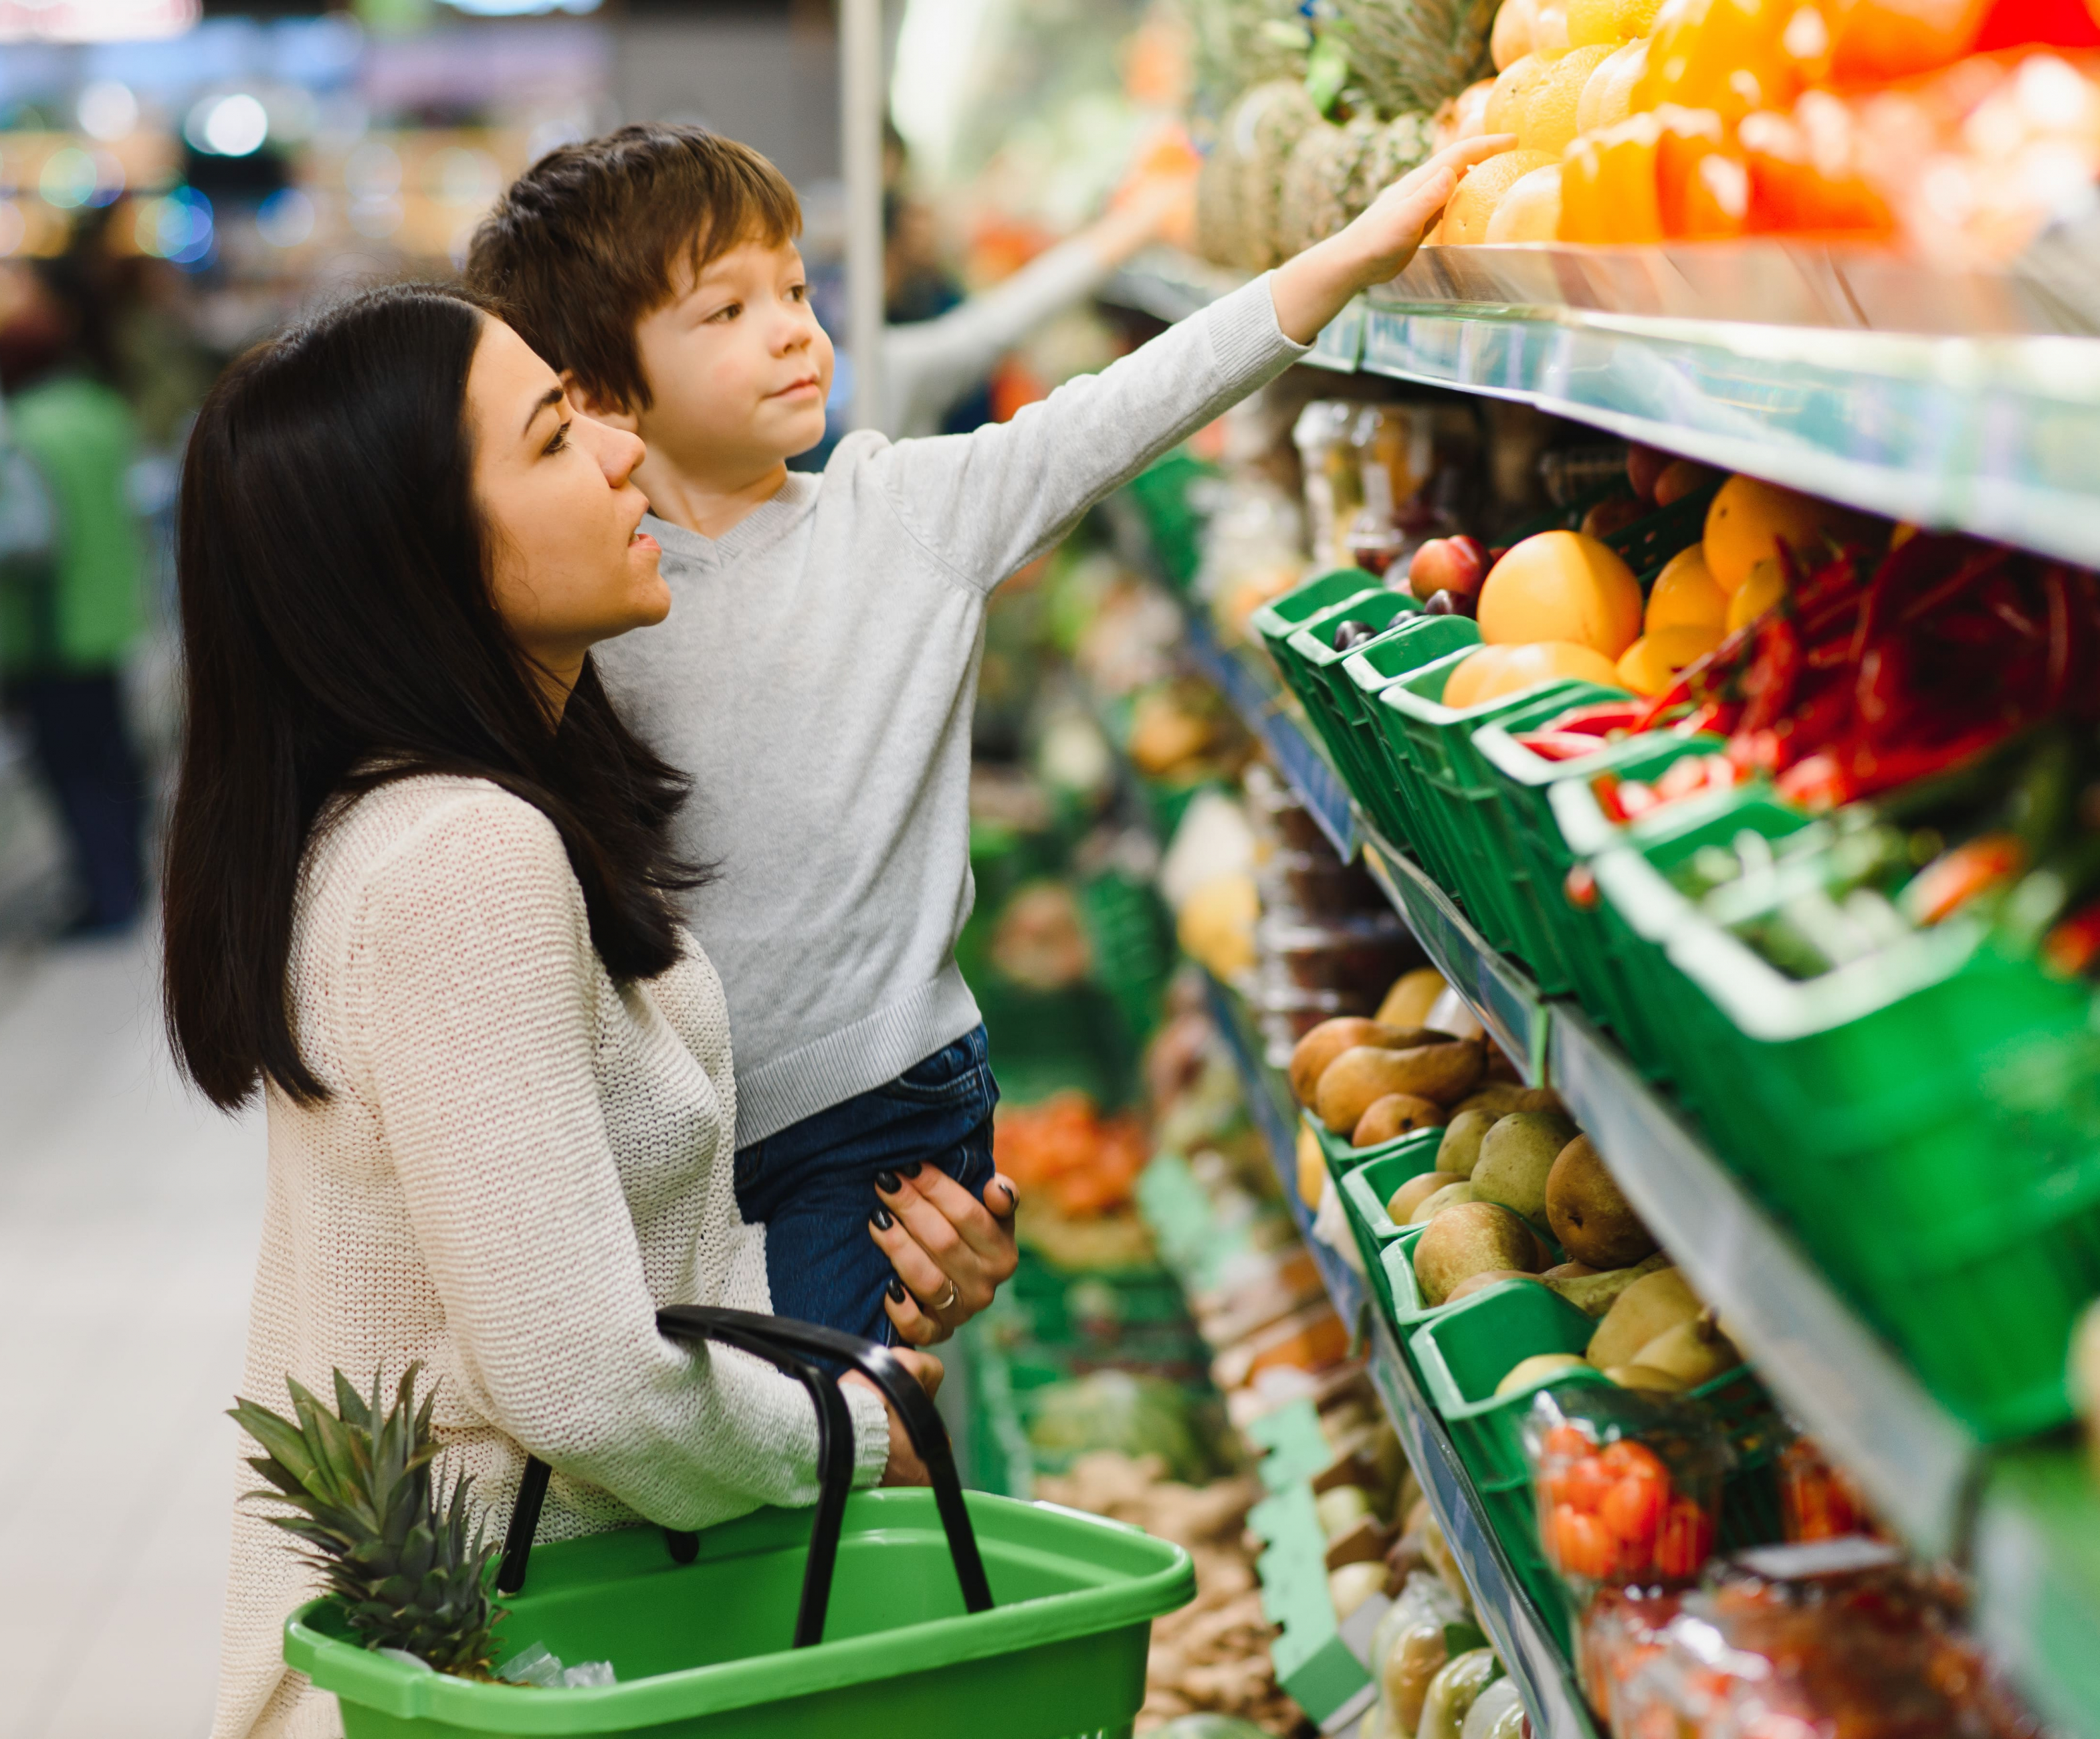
[229,1364,502,1678]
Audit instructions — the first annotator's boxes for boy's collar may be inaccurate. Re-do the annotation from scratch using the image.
[641,473,818,562]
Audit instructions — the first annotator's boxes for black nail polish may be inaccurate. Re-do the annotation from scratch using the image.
[899,1160,922,1178]
[871,1205,894,1231]
[886,1278,906,1303]
[875,1168,901,1194]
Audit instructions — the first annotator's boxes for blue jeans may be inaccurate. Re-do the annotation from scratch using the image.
[734,1025,999,1345]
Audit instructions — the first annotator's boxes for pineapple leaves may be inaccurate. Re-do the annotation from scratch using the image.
[227,1363,501,1679]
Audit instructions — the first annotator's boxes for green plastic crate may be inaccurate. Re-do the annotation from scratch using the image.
[1378,655,1624,960]
[288,1490,1192,1739]
[1541,736,1740,1063]
[1251,569,1380,710]
[1657,900,2100,1441]
[1338,616,1484,852]
[1582,788,1811,1084]
[1283,589,1421,793]
[1306,1107,1443,1179]
[1332,1128,1452,1314]
[1375,1223,1566,1389]
[1251,567,1386,684]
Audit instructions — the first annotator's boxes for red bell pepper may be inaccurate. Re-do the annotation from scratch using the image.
[1515,731,1619,762]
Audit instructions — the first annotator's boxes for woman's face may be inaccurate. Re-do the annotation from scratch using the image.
[466,316,667,702]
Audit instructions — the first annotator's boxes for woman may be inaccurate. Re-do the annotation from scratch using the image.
[165,286,1018,1737]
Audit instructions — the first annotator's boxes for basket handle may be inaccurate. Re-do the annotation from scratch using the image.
[492,1306,993,1647]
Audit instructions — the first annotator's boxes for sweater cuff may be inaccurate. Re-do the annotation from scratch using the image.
[845,1382,892,1488]
[1215,271,1313,377]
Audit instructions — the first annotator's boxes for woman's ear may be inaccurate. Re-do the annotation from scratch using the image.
[564,371,639,434]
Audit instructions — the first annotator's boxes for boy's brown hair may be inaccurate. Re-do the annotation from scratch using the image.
[465,124,800,413]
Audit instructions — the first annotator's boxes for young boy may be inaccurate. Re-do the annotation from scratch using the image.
[465,124,1504,1348]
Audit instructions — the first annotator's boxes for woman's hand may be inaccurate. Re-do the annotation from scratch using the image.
[869,1164,1021,1346]
[1269,134,1518,344]
[844,1346,944,1486]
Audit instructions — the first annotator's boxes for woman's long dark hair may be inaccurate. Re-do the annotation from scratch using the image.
[165,284,701,1111]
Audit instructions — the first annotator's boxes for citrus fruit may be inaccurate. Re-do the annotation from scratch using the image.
[1655,104,1748,238]
[1703,474,1855,593]
[1484,165,1564,240]
[1645,544,1727,633]
[1477,529,1645,658]
[1485,54,1554,136]
[1443,646,1518,709]
[1577,39,1649,134]
[1615,626,1725,696]
[1473,640,1627,703]
[1522,42,1618,154]
[1567,0,1663,45]
[1532,0,1573,52]
[1725,558,1787,631]
[1443,148,1561,243]
[1492,0,1539,69]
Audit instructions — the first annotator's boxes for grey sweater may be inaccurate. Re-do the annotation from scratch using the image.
[596,274,1305,1146]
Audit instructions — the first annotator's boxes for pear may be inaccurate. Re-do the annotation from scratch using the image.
[1354,1092,1447,1148]
[1297,1122,1327,1209]
[1587,1267,1701,1369]
[1435,1108,1497,1179]
[1290,1017,1422,1106]
[1546,1134,1659,1269]
[1453,1083,1530,1119]
[1542,1261,1598,1281]
[1513,1087,1569,1116]
[1414,1202,1542,1304]
[1471,1112,1579,1224]
[1447,1268,1546,1304]
[1493,1352,1588,1398]
[1376,967,1449,1030]
[1631,1311,1742,1389]
[1317,1041,1484,1132]
[1388,1170,1465,1223]
[1606,1363,1690,1393]
[1409,1181,1479,1223]
[1548,1251,1671,1318]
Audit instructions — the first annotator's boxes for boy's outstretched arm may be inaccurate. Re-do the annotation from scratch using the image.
[868,135,1513,593]
[1269,135,1515,343]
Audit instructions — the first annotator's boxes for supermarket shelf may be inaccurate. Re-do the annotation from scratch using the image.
[1181,609,1357,859]
[1548,1002,1979,1562]
[1206,975,1601,1739]
[1359,834,1548,1082]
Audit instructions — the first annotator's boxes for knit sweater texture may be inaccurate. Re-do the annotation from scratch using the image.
[595,273,1305,1146]
[213,775,887,1739]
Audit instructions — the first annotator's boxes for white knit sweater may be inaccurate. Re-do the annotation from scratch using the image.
[211,775,888,1738]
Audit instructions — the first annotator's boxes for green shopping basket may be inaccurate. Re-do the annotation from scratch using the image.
[284,1308,1194,1738]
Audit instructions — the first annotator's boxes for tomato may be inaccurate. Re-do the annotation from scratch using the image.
[1655,1497,1717,1579]
[1550,1453,1620,1514]
[1543,1423,1596,1459]
[1600,1439,1668,1484]
[1600,1471,1667,1570]
[1552,1502,1618,1580]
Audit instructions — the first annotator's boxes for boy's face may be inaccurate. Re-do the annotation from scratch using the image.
[627,236,832,477]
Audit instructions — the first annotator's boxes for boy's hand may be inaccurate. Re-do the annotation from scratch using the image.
[869,1165,1021,1346]
[844,1349,944,1486]
[1269,134,1519,344]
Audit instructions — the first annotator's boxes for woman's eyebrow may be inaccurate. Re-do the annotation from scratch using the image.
[522,385,563,438]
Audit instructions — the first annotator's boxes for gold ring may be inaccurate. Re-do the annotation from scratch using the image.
[934,1280,960,1313]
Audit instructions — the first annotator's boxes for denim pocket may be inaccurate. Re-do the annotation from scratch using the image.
[732,1137,768,1194]
[879,1027,989,1108]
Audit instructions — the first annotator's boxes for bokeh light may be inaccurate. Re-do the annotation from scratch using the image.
[257,187,316,248]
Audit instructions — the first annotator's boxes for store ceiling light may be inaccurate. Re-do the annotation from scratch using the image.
[189,93,270,159]
[78,82,140,143]
[0,0,197,41]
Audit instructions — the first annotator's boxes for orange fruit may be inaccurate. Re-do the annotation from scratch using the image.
[1523,43,1618,154]
[1645,544,1727,633]
[1635,0,1802,119]
[1443,645,1519,709]
[1592,115,1665,241]
[1493,0,1539,69]
[1725,558,1787,631]
[1568,0,1663,45]
[1655,106,1750,239]
[1443,148,1561,243]
[1532,1,1573,52]
[1477,530,1645,658]
[1484,165,1564,240]
[1703,474,1856,593]
[1616,626,1725,696]
[1578,39,1650,134]
[1485,55,1555,136]
[1473,640,1629,702]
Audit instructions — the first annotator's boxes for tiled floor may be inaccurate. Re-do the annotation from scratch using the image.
[0,932,264,1739]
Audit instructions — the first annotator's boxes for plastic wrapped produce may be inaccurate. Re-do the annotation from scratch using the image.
[1370,1570,1472,1736]
[1461,1677,1528,1739]
[1417,1648,1505,1739]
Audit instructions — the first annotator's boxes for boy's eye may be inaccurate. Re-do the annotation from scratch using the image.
[708,302,742,323]
[544,420,570,455]
[787,282,807,302]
